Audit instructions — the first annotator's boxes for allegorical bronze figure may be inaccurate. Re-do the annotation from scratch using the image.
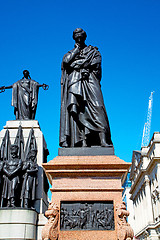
[0,153,3,206]
[0,127,39,208]
[21,148,38,208]
[0,70,49,120]
[2,144,22,207]
[60,28,113,148]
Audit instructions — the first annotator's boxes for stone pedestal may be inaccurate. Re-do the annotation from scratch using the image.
[0,208,38,240]
[0,120,49,240]
[43,154,131,240]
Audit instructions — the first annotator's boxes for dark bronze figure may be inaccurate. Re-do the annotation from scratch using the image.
[2,144,22,207]
[0,152,4,206]
[60,28,113,148]
[0,129,10,161]
[0,70,49,120]
[21,148,38,208]
[0,127,39,209]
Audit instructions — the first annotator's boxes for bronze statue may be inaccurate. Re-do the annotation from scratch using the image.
[60,28,113,148]
[2,144,22,207]
[21,148,38,208]
[0,153,3,206]
[0,70,49,120]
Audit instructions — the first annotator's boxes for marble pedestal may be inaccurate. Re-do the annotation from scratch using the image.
[0,208,38,240]
[43,154,131,240]
[0,120,49,240]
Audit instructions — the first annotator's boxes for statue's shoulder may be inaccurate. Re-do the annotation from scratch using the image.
[88,45,99,50]
[87,45,100,54]
[30,79,39,85]
[64,47,75,56]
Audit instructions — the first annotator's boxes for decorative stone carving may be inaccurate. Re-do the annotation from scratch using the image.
[60,201,114,231]
[151,186,160,204]
[116,202,134,240]
[41,202,59,240]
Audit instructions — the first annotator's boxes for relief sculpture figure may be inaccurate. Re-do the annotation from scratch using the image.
[60,28,113,147]
[0,70,49,120]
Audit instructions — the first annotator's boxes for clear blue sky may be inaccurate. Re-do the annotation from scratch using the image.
[0,0,160,163]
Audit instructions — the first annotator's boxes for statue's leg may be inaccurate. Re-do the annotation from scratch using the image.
[99,132,110,147]
[82,129,87,147]
[10,197,15,207]
[7,199,10,207]
[24,198,29,208]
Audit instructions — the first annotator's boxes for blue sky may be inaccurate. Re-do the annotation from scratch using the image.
[0,0,160,164]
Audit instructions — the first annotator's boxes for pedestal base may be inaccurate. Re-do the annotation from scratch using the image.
[58,146,114,156]
[0,208,38,240]
[43,155,131,240]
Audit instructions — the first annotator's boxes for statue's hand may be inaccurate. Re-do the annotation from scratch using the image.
[42,84,49,90]
[75,43,81,50]
[82,72,89,80]
[0,86,5,93]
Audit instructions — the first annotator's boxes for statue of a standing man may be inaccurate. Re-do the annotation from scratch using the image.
[0,70,49,120]
[60,28,113,148]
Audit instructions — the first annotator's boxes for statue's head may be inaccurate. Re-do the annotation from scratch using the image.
[73,28,87,44]
[23,70,30,79]
[29,148,37,161]
[10,144,18,158]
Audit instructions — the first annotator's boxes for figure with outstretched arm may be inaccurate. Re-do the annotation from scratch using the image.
[0,70,49,120]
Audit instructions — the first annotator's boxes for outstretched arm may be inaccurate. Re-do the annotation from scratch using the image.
[0,85,12,93]
[38,83,49,90]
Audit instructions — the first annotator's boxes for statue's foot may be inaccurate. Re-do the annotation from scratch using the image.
[82,139,87,147]
[61,141,68,148]
[10,200,15,208]
[99,132,112,147]
[24,199,29,208]
[101,142,112,147]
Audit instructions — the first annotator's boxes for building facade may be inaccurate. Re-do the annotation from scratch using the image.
[130,132,160,240]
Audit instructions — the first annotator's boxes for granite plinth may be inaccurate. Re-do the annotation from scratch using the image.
[58,146,114,156]
[43,155,131,240]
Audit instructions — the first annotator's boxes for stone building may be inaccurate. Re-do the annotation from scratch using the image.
[130,132,160,239]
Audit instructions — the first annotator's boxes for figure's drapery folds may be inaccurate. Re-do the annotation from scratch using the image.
[12,80,39,120]
[60,45,112,147]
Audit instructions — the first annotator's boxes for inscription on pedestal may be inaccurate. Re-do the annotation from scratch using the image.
[60,201,114,231]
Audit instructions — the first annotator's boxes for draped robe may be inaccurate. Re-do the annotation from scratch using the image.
[12,79,39,120]
[60,45,112,147]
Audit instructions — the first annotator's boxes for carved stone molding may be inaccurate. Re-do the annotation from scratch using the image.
[116,202,134,240]
[41,202,59,240]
